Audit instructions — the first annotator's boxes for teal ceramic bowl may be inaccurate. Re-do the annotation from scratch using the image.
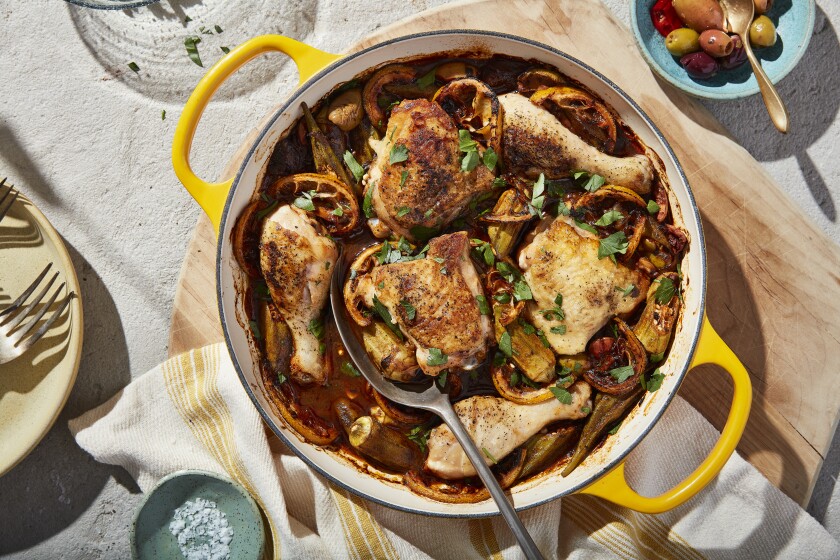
[630,0,815,99]
[131,470,265,560]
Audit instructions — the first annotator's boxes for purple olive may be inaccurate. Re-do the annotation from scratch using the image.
[720,35,748,70]
[680,51,719,79]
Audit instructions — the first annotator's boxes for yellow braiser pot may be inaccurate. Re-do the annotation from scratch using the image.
[172,33,751,517]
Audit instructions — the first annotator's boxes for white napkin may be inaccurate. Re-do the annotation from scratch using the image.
[70,344,840,559]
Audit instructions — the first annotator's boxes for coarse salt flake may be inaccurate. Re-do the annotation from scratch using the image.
[168,497,233,560]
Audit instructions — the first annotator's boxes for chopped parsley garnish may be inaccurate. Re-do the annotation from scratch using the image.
[409,225,438,241]
[431,256,445,263]
[647,199,661,214]
[482,147,498,171]
[499,331,514,357]
[396,206,411,218]
[528,173,546,216]
[535,329,550,348]
[475,295,491,316]
[494,293,511,304]
[539,293,565,321]
[220,46,231,54]
[423,207,434,219]
[128,61,140,73]
[372,295,403,340]
[256,200,279,219]
[654,277,677,304]
[416,68,437,88]
[390,144,409,164]
[608,421,622,435]
[581,406,591,414]
[550,325,567,335]
[492,177,508,189]
[471,239,495,266]
[510,369,521,387]
[161,110,166,120]
[341,361,361,377]
[595,209,623,227]
[513,280,533,302]
[572,170,605,193]
[495,261,521,283]
[616,284,635,297]
[461,150,479,172]
[363,188,374,218]
[399,170,408,188]
[436,370,448,388]
[650,352,665,363]
[332,206,344,217]
[307,318,325,340]
[609,365,635,382]
[248,319,262,340]
[214,24,223,33]
[458,130,480,172]
[293,190,316,212]
[575,220,598,235]
[343,150,364,181]
[549,385,573,404]
[482,447,498,464]
[427,348,448,366]
[641,368,665,392]
[407,426,430,452]
[184,36,203,67]
[598,231,629,263]
[277,372,287,384]
[400,299,417,320]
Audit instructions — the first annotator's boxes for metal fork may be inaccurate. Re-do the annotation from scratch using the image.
[0,263,75,365]
[0,178,19,225]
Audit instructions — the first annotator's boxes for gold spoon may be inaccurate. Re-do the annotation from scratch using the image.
[719,0,789,132]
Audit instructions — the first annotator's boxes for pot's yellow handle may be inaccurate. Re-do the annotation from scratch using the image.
[172,35,341,232]
[578,314,752,513]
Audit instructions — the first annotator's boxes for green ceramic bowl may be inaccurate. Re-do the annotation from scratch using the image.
[131,470,265,560]
[630,0,815,99]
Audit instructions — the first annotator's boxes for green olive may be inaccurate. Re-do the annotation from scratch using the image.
[665,28,701,57]
[749,15,777,48]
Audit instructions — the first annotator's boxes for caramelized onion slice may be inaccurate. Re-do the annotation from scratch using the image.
[433,78,503,156]
[343,243,384,327]
[491,360,555,405]
[572,184,647,211]
[405,448,526,504]
[266,173,360,236]
[583,317,648,396]
[231,200,265,278]
[362,64,417,131]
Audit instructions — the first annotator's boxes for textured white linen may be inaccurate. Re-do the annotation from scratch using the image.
[70,344,840,559]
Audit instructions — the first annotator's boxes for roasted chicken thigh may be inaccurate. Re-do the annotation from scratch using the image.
[499,93,654,194]
[518,216,649,355]
[260,205,337,384]
[356,232,492,375]
[365,98,495,240]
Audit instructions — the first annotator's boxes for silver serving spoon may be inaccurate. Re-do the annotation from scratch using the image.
[330,248,545,560]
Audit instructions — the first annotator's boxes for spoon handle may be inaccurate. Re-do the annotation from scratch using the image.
[438,402,545,560]
[743,39,789,133]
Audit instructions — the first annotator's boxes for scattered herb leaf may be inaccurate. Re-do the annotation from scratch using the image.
[396,206,411,218]
[609,365,635,382]
[184,36,203,67]
[655,277,677,304]
[482,147,498,171]
[128,61,140,73]
[400,299,417,320]
[598,231,629,263]
[416,68,437,88]
[248,319,262,340]
[499,331,513,357]
[427,348,448,366]
[341,361,361,377]
[372,295,403,340]
[482,447,499,464]
[475,295,491,315]
[549,385,573,404]
[595,209,623,227]
[343,150,364,181]
[647,199,660,214]
[390,144,409,164]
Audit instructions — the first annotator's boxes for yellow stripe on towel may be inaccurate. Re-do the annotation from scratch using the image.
[329,486,400,560]
[162,346,282,559]
[468,519,503,560]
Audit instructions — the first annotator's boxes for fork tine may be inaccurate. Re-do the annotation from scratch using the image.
[0,189,19,224]
[2,271,58,331]
[14,292,74,354]
[0,263,53,320]
[13,282,65,345]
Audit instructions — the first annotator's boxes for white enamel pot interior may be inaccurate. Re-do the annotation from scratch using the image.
[216,31,706,517]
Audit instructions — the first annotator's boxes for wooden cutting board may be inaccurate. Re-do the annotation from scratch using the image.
[168,0,840,507]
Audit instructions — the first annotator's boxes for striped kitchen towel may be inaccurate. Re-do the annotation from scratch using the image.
[70,344,839,559]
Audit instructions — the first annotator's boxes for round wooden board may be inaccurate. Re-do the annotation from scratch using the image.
[168,0,840,507]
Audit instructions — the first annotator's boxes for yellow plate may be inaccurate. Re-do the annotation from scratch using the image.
[0,194,83,477]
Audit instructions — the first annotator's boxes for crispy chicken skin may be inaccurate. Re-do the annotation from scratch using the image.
[362,232,492,375]
[518,216,649,355]
[365,99,495,239]
[499,93,654,194]
[426,382,592,479]
[260,205,337,384]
